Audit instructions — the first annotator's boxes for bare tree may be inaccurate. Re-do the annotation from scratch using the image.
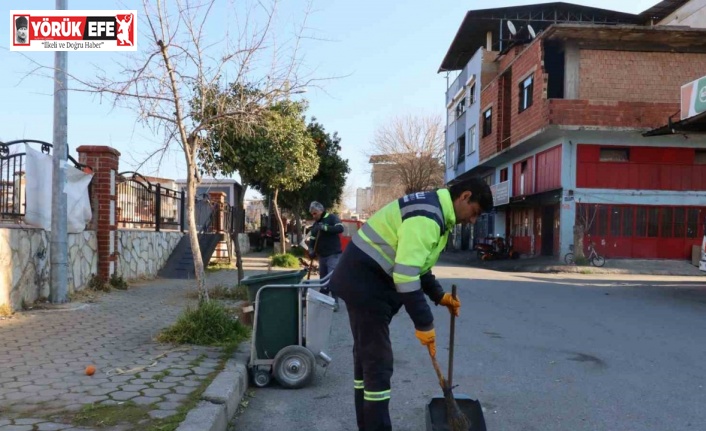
[27,0,316,302]
[367,114,445,198]
[573,201,598,260]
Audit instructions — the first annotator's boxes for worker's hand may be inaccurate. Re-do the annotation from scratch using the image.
[311,223,320,236]
[439,293,461,317]
[415,328,436,357]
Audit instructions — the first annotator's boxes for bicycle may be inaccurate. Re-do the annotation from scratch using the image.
[564,242,605,267]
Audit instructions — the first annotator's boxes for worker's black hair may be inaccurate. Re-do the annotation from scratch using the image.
[448,176,494,213]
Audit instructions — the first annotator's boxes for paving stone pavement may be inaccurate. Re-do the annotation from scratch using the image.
[0,255,277,431]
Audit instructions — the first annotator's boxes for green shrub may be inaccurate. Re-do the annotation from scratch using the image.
[574,256,590,266]
[157,300,249,347]
[289,246,306,258]
[270,253,299,268]
[109,273,129,290]
[186,284,248,301]
[87,274,110,292]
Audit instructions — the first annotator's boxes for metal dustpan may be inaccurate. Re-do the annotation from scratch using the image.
[425,285,487,431]
[425,394,487,431]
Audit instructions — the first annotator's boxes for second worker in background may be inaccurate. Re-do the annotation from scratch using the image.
[308,201,343,309]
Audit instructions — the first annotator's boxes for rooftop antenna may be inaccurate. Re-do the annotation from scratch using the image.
[528,24,536,39]
[507,20,517,37]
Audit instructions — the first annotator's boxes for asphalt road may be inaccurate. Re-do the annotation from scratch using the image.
[232,262,706,431]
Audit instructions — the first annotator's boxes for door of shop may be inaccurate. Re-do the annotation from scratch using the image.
[541,205,555,256]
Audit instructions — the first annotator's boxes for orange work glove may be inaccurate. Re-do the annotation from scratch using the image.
[415,328,436,357]
[439,293,461,317]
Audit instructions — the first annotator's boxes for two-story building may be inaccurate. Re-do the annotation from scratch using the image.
[441,3,706,260]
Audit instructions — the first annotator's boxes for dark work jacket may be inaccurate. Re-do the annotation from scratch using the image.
[308,212,344,257]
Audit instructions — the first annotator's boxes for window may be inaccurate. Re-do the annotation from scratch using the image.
[483,108,492,137]
[647,208,659,237]
[447,143,456,168]
[457,134,466,165]
[660,207,674,238]
[455,98,466,117]
[610,207,622,237]
[674,208,685,237]
[482,174,493,186]
[500,168,509,182]
[519,74,534,112]
[600,148,630,162]
[468,126,476,154]
[519,160,529,195]
[621,206,633,237]
[469,83,476,104]
[696,150,706,165]
[687,208,699,238]
[636,207,647,237]
[593,205,608,237]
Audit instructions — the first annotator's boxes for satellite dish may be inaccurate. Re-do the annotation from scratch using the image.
[528,24,536,39]
[507,20,517,36]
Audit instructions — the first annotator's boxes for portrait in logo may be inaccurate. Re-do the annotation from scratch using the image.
[115,13,133,46]
[15,15,29,45]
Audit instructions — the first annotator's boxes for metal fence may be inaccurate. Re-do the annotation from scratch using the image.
[0,139,90,221]
[116,172,246,234]
[116,172,185,231]
[196,196,241,235]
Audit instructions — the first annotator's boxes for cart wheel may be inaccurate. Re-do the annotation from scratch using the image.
[252,368,272,388]
[273,345,316,389]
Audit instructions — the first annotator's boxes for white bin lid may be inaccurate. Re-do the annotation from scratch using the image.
[306,288,336,306]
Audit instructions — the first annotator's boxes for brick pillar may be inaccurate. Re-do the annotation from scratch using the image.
[209,192,226,232]
[77,146,120,280]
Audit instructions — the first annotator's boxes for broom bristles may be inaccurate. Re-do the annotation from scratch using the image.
[444,387,471,431]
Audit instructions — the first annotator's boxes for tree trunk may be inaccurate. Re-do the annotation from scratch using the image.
[295,209,303,245]
[273,188,287,254]
[186,159,208,303]
[234,184,246,282]
[573,223,585,260]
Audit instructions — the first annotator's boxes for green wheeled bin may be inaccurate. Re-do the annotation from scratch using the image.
[248,277,335,389]
[240,269,307,302]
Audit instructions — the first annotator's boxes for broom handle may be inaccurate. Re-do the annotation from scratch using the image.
[307,228,321,280]
[428,346,447,390]
[448,284,457,388]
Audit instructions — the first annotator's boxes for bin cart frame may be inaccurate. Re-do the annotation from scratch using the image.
[249,274,335,389]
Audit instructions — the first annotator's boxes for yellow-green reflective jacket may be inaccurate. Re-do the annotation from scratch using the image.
[352,188,456,294]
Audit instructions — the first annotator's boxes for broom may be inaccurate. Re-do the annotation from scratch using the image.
[428,284,471,431]
[306,228,321,280]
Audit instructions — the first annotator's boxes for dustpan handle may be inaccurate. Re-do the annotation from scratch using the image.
[448,284,457,387]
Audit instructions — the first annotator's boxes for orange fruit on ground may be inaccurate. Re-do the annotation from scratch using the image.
[85,365,96,376]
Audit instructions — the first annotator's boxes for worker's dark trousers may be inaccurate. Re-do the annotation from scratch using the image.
[347,307,394,431]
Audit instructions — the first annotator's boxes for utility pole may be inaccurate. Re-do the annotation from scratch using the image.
[50,0,69,303]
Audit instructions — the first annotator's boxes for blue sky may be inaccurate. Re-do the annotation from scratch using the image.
[1,0,660,206]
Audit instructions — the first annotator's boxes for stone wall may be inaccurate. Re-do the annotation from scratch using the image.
[0,228,97,311]
[117,230,183,280]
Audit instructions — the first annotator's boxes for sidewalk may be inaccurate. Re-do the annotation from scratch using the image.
[0,252,280,431]
[440,250,706,277]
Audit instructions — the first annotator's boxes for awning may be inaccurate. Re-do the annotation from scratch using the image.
[494,188,563,209]
[643,110,706,137]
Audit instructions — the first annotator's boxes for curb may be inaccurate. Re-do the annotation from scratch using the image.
[176,343,249,431]
[511,265,706,276]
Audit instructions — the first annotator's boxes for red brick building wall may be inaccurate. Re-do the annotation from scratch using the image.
[579,50,706,103]
[479,79,499,161]
[509,41,547,147]
[547,99,678,129]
